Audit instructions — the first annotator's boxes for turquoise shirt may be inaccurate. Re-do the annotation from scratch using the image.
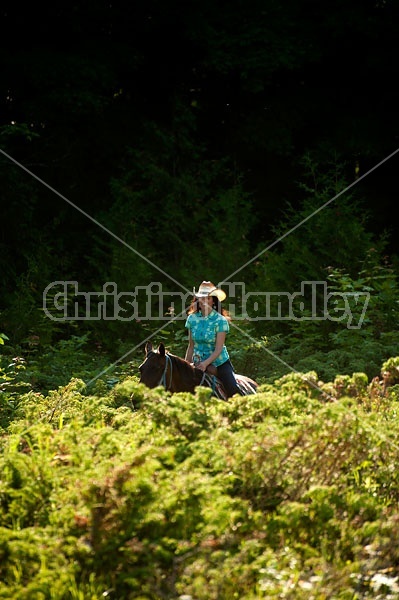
[185,309,230,367]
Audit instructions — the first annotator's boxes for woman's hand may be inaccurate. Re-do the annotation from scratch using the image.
[196,361,207,372]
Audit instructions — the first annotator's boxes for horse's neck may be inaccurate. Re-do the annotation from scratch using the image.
[169,354,203,391]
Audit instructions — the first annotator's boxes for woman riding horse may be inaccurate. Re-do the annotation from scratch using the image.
[185,281,241,398]
[139,342,257,398]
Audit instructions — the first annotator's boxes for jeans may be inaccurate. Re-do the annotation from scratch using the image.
[217,360,241,398]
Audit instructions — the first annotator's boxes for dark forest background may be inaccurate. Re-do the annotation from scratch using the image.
[1,0,399,389]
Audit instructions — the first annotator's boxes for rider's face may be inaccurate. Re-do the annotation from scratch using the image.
[197,296,213,311]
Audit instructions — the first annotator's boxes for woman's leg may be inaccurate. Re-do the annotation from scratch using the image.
[217,360,241,398]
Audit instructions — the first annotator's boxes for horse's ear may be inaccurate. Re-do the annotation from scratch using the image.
[158,343,166,357]
[145,341,153,355]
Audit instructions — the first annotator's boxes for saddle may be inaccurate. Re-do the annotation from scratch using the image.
[193,362,257,398]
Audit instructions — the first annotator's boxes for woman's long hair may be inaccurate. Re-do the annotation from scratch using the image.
[186,296,231,321]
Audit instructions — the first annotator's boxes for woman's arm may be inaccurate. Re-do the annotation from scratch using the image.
[196,332,226,371]
[185,331,194,362]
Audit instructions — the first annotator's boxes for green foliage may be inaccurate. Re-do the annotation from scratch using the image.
[249,171,399,382]
[1,361,399,598]
[381,357,399,384]
[255,155,380,298]
[19,334,110,394]
[3,9,399,593]
[0,333,9,345]
[104,112,255,282]
[268,259,399,382]
[0,357,33,430]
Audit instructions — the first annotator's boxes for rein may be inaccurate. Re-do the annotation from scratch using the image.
[142,344,257,398]
[199,370,207,386]
[158,353,207,391]
[159,353,173,390]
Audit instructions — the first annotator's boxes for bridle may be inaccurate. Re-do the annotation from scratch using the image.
[159,352,173,390]
[145,350,207,392]
[159,353,209,390]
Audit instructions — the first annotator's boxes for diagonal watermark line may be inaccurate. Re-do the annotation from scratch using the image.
[223,147,399,460]
[5,144,399,462]
[0,146,195,389]
[4,143,397,419]
[0,147,196,389]
[0,147,190,294]
[85,307,189,387]
[224,147,399,282]
[221,147,399,411]
[12,310,189,441]
[229,320,334,400]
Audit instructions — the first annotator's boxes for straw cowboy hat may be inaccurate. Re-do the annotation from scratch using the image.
[193,281,226,302]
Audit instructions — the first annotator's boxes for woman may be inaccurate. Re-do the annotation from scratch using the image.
[185,281,241,398]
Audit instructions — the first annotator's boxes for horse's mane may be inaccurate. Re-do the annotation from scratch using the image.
[158,349,256,398]
[142,342,255,398]
[167,352,203,385]
[166,351,228,397]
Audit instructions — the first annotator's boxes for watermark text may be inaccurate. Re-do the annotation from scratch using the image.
[42,281,370,329]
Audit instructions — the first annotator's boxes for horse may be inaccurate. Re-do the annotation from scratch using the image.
[139,341,258,399]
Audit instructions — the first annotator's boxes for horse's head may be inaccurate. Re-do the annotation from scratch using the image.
[139,341,167,389]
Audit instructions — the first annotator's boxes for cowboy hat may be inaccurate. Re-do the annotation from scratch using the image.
[193,281,226,302]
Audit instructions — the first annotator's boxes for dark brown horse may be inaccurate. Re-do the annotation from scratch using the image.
[139,342,258,399]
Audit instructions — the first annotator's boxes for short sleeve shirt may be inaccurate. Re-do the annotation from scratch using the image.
[185,309,230,367]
